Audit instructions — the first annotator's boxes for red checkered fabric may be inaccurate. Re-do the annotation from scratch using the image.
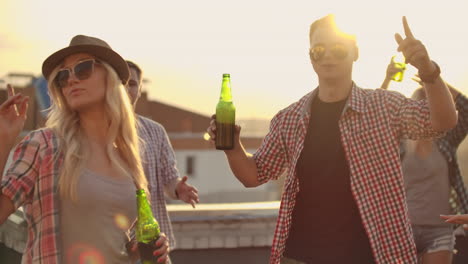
[254,84,443,264]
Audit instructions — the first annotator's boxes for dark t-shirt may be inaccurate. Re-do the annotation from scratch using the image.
[284,95,375,264]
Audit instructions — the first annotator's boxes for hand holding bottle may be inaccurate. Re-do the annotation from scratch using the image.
[207,114,241,150]
[128,233,169,263]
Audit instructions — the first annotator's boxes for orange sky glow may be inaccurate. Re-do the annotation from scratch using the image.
[1,0,468,119]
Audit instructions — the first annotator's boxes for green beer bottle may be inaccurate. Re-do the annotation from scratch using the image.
[136,189,160,264]
[215,73,236,150]
[391,55,406,82]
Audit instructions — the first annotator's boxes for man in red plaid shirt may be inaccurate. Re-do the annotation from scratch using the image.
[207,15,457,264]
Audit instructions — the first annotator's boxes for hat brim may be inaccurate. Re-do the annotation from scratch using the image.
[42,45,129,84]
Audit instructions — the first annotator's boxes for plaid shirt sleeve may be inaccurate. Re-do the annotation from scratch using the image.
[253,111,288,183]
[386,90,444,140]
[446,94,468,147]
[1,131,43,209]
[158,125,180,188]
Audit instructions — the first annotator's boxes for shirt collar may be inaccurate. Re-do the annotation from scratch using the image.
[300,82,367,116]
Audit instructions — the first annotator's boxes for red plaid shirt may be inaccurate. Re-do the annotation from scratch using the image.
[1,129,63,263]
[253,84,443,264]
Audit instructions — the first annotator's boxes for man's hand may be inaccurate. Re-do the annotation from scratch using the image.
[394,16,435,75]
[176,176,199,208]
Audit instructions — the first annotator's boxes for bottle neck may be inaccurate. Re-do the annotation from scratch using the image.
[220,77,232,102]
[136,192,153,220]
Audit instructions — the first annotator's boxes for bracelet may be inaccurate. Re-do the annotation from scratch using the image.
[418,61,441,84]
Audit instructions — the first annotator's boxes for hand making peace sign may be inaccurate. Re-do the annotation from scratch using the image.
[394,16,436,75]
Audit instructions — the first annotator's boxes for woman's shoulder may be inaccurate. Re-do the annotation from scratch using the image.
[19,128,59,150]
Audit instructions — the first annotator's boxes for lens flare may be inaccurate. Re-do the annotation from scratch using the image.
[114,213,130,230]
[66,243,105,264]
[203,132,210,141]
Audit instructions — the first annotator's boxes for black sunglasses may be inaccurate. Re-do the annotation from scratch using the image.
[309,44,348,61]
[54,59,100,89]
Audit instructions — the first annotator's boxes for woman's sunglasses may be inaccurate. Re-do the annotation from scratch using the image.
[54,59,100,89]
[309,44,348,61]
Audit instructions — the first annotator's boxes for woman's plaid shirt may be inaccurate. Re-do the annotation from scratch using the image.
[401,94,468,216]
[253,84,445,264]
[1,129,63,263]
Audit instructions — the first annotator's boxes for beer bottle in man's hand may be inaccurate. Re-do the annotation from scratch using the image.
[215,73,236,150]
[136,189,160,264]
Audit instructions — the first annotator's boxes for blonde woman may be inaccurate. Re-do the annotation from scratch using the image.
[0,35,168,264]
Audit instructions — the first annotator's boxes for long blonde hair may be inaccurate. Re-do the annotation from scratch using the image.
[46,60,147,201]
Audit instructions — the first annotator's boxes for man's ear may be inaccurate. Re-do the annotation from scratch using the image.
[353,46,359,61]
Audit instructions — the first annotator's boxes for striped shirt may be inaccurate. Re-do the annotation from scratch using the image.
[137,116,180,249]
[253,84,444,264]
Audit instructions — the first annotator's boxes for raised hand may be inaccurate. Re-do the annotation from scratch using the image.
[0,84,29,149]
[394,16,435,75]
[386,57,403,80]
[175,176,199,208]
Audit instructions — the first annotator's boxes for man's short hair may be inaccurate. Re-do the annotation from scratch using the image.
[126,60,143,82]
[309,14,357,45]
[411,87,426,100]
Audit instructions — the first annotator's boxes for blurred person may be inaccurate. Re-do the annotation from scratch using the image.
[0,35,169,264]
[207,15,457,264]
[125,60,199,263]
[381,65,468,264]
[380,56,406,88]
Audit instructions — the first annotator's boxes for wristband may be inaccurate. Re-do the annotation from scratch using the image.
[418,61,441,84]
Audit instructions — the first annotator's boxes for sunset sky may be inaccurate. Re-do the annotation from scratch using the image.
[1,0,468,120]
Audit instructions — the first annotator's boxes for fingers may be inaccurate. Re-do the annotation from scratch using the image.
[440,214,452,220]
[181,176,188,183]
[402,16,414,39]
[156,252,169,263]
[7,84,15,97]
[411,75,422,85]
[18,97,29,118]
[440,214,468,224]
[153,234,170,263]
[186,189,199,208]
[207,117,217,141]
[401,41,425,64]
[0,93,23,112]
[394,33,404,46]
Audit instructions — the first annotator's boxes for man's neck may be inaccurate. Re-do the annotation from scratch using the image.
[317,77,353,102]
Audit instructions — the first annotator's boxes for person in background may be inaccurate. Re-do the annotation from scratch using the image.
[0,35,169,264]
[125,60,199,263]
[381,65,468,264]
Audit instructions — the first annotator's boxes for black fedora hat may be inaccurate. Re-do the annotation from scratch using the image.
[42,35,129,84]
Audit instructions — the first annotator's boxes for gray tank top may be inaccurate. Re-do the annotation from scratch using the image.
[60,169,137,263]
[403,141,450,226]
